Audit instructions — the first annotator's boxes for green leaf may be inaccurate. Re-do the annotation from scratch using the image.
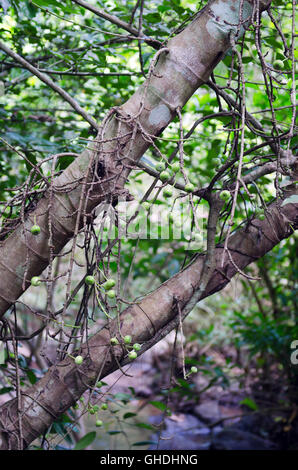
[132,440,158,446]
[113,392,132,403]
[74,431,96,450]
[32,0,63,8]
[144,13,162,23]
[123,412,137,419]
[135,422,155,430]
[26,369,37,385]
[239,397,259,411]
[0,386,14,394]
[149,400,167,411]
[128,386,135,396]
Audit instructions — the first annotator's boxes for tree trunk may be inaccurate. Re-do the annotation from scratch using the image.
[0,0,271,316]
[2,0,296,451]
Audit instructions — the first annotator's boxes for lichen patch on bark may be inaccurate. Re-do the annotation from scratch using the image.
[206,0,253,39]
[148,104,171,129]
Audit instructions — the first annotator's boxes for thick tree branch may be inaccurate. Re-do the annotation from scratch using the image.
[0,180,297,449]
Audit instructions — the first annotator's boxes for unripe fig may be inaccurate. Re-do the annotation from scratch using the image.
[107,289,116,299]
[128,351,137,360]
[85,275,95,286]
[163,187,173,198]
[31,276,41,287]
[75,355,83,365]
[142,202,151,211]
[219,190,231,201]
[184,182,195,193]
[103,278,115,290]
[155,162,166,172]
[30,224,41,235]
[172,161,180,173]
[160,170,170,182]
[273,60,284,70]
[124,335,132,344]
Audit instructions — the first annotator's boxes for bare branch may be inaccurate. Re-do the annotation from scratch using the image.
[0,41,98,130]
[70,0,161,49]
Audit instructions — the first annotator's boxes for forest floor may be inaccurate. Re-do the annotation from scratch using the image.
[81,332,298,451]
[1,328,296,450]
